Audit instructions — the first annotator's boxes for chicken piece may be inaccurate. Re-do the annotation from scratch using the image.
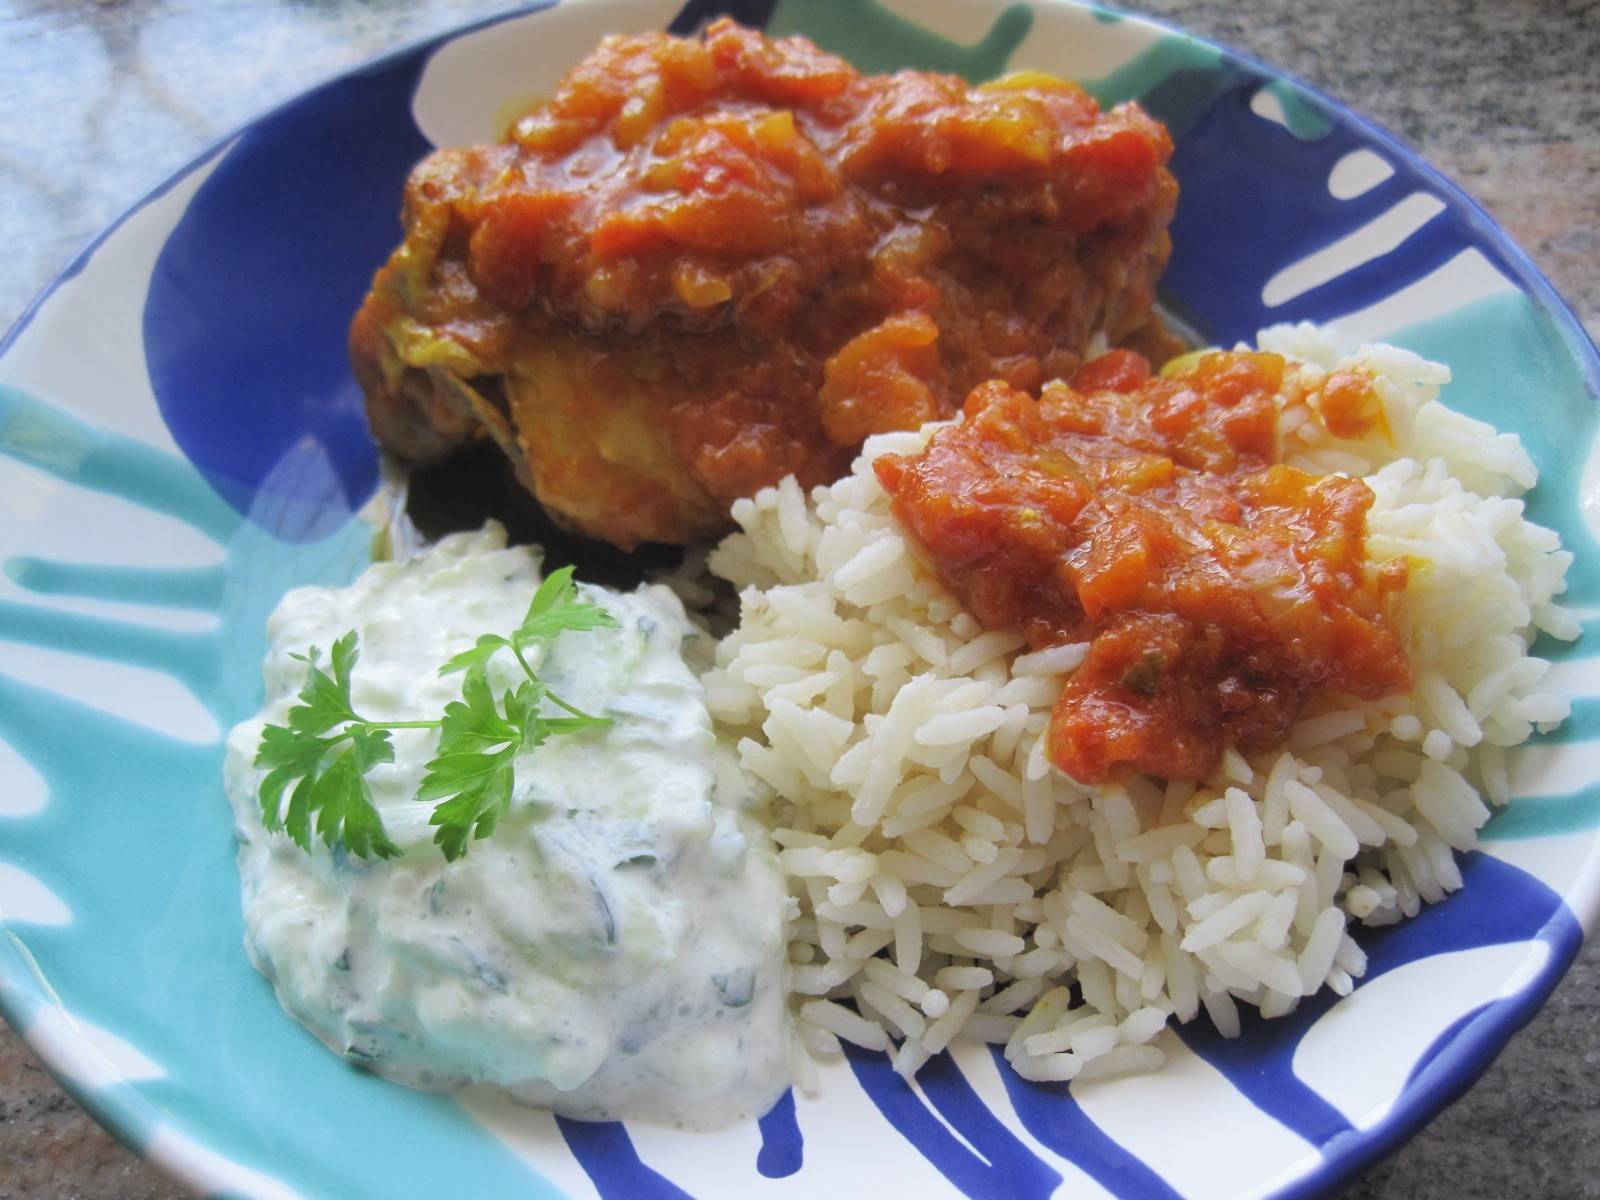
[350,20,1178,549]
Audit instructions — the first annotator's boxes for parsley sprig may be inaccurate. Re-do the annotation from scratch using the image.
[254,567,617,862]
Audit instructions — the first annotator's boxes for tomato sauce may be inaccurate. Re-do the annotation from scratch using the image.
[352,20,1178,548]
[874,350,1411,783]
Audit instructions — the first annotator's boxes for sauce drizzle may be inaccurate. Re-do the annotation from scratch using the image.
[874,349,1411,782]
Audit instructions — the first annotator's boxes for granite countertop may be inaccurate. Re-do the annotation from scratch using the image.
[1,1,1596,1197]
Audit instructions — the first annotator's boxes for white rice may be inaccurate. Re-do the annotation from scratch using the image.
[702,322,1576,1086]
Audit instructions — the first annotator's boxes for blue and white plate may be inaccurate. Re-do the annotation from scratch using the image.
[2,2,1597,1197]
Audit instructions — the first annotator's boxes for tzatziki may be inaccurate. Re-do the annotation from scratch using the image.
[223,524,792,1128]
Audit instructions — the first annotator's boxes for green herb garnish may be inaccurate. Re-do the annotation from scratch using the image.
[254,566,617,862]
[1118,649,1167,697]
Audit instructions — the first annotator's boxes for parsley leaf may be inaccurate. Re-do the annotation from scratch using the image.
[517,566,621,642]
[253,636,402,861]
[422,568,616,860]
[253,567,618,863]
[416,665,521,861]
[436,566,616,677]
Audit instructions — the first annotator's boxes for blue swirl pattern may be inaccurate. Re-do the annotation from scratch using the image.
[0,1,1596,1198]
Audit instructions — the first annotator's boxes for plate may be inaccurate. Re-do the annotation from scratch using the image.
[1,1,1597,1197]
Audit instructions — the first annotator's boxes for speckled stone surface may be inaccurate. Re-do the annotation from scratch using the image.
[1,1,1596,1197]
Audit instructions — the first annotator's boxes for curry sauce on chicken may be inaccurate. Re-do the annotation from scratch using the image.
[350,19,1178,549]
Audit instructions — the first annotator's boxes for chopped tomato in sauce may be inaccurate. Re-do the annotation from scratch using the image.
[874,349,1411,783]
[350,19,1179,548]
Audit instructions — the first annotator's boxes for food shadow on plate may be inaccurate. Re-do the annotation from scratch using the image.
[400,441,691,591]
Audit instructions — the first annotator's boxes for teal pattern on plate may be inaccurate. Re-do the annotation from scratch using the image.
[1,1,1598,1198]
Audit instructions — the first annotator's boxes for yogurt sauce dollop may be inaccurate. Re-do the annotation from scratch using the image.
[223,524,792,1128]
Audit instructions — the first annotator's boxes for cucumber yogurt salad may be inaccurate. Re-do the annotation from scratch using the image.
[223,524,792,1128]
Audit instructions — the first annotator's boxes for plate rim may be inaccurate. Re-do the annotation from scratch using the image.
[1,1,1596,1197]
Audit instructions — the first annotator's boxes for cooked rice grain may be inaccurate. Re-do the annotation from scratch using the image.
[705,322,1575,1084]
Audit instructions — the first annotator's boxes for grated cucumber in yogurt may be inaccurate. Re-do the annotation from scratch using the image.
[223,524,792,1128]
